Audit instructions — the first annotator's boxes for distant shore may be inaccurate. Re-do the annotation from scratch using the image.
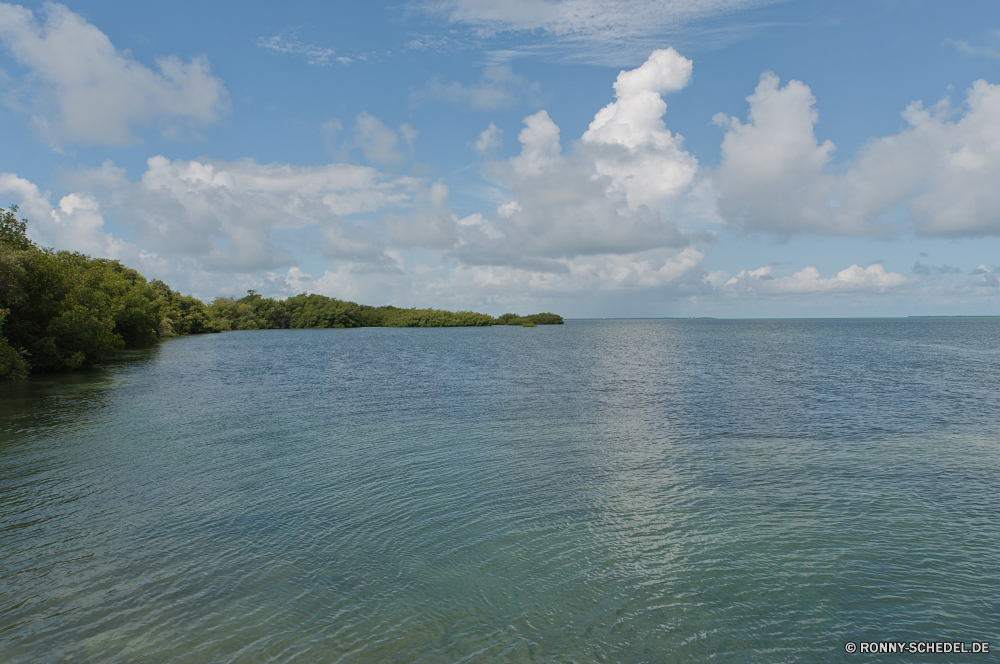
[1,207,561,379]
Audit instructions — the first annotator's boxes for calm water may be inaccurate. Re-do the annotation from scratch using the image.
[1,319,998,663]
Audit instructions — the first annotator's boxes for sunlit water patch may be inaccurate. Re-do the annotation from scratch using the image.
[1,320,998,662]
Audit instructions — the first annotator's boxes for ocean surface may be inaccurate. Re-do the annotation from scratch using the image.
[1,319,998,663]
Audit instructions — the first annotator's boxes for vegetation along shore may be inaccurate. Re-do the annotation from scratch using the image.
[0,207,562,379]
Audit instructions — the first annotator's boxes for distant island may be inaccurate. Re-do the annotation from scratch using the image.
[0,206,562,379]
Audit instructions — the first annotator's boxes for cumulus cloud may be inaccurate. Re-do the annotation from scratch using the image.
[0,48,714,305]
[0,155,435,297]
[460,110,692,264]
[110,156,428,270]
[581,48,698,210]
[0,171,130,257]
[2,150,545,303]
[713,73,843,235]
[611,47,692,97]
[342,113,417,168]
[14,40,995,313]
[473,122,503,154]
[412,65,537,109]
[0,171,190,294]
[458,49,703,268]
[0,2,229,145]
[381,181,461,250]
[715,73,1000,238]
[722,263,911,295]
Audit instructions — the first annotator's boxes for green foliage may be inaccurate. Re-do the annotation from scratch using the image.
[525,312,563,325]
[209,297,262,331]
[283,293,362,329]
[0,209,205,378]
[0,209,563,379]
[227,291,500,330]
[373,305,494,328]
[495,312,564,326]
[0,308,29,379]
[238,290,291,329]
[0,205,32,251]
[151,280,219,336]
[0,244,167,376]
[497,312,520,325]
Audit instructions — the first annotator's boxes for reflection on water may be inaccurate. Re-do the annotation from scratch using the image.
[0,346,162,437]
[1,320,999,663]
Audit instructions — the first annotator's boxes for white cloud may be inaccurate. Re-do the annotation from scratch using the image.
[123,155,426,270]
[466,110,687,262]
[0,170,186,293]
[1,172,123,256]
[582,48,698,210]
[12,38,997,314]
[381,181,461,250]
[414,0,784,62]
[948,30,1000,62]
[0,2,229,146]
[508,109,562,174]
[496,200,520,217]
[714,73,1000,238]
[346,112,417,168]
[3,154,495,300]
[1,64,711,301]
[713,72,842,235]
[722,263,911,295]
[412,65,537,109]
[612,47,693,97]
[404,35,454,51]
[1,154,435,297]
[474,122,503,154]
[264,258,412,304]
[418,0,777,36]
[443,245,707,296]
[258,30,340,66]
[460,50,703,265]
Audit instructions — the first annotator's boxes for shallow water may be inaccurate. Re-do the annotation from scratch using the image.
[1,319,998,663]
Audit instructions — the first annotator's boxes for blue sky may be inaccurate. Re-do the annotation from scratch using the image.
[2,0,1000,317]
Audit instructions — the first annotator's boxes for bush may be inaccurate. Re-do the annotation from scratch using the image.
[0,308,29,379]
[1,207,196,377]
[494,311,563,326]
[0,208,564,378]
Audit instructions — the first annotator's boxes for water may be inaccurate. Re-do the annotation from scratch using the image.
[1,319,998,663]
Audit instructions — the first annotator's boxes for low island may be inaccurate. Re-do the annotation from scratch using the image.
[0,207,562,379]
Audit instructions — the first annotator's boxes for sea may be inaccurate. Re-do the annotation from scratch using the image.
[1,319,998,663]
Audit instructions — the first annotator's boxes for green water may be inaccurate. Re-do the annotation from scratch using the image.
[1,319,998,662]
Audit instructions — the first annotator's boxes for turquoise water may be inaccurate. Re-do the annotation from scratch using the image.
[1,319,998,663]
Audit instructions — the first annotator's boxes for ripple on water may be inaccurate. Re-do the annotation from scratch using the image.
[1,320,999,663]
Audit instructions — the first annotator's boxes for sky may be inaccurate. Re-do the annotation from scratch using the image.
[2,0,1000,318]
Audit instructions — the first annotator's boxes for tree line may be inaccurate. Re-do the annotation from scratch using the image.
[1,207,562,378]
